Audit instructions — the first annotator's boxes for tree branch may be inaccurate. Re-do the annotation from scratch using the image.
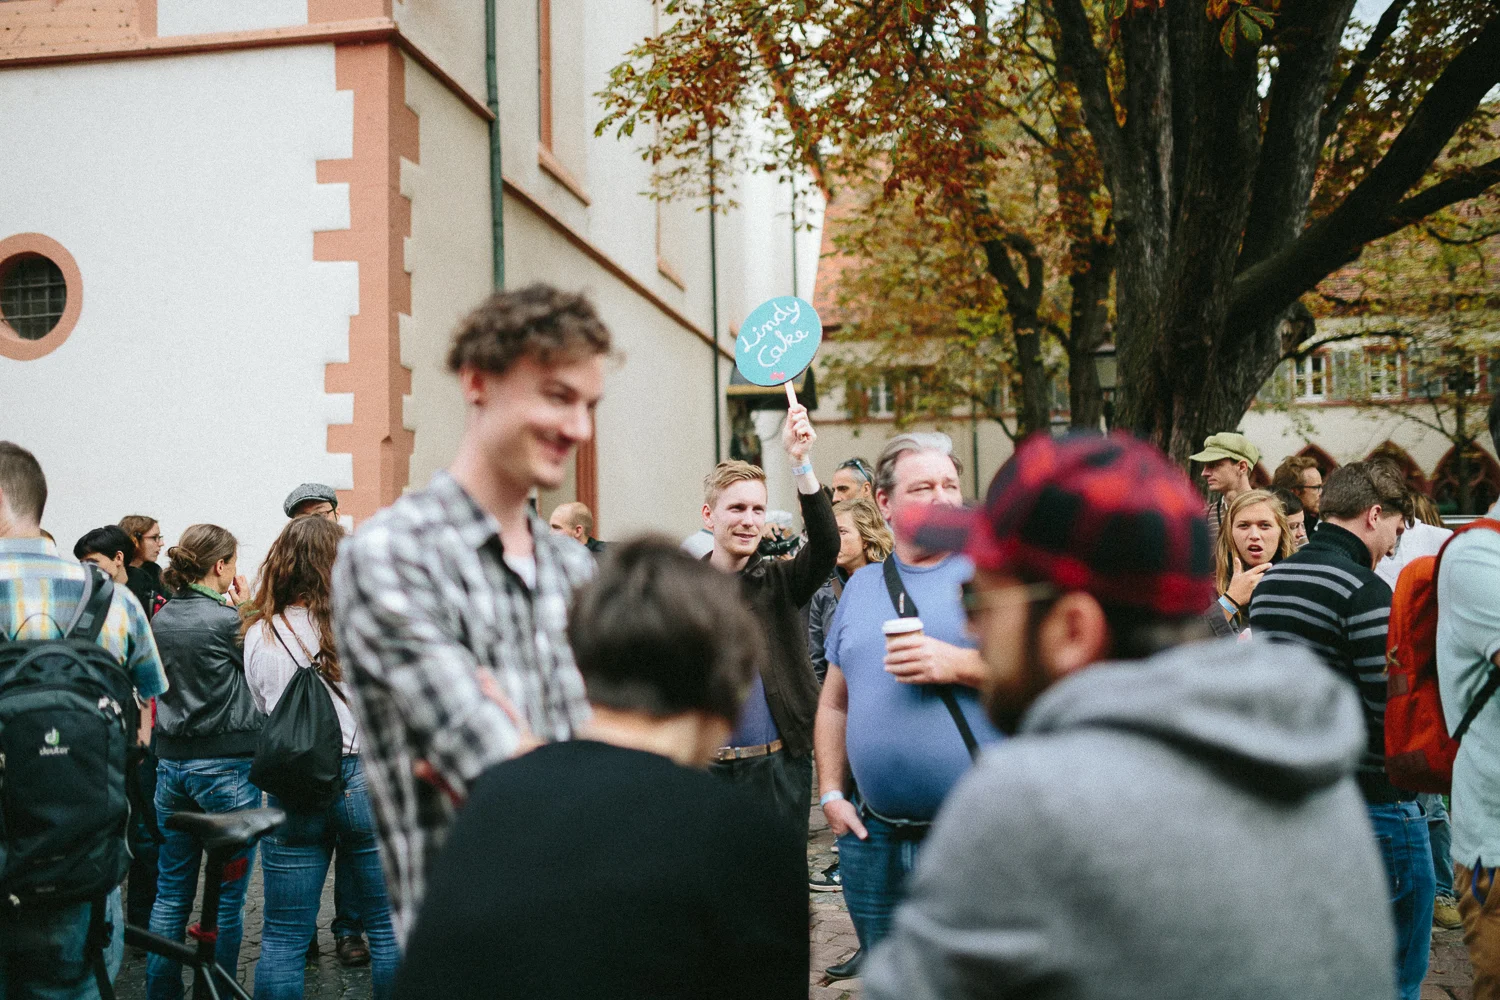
[1046,0,1124,189]
[1280,327,1401,362]
[1238,0,1359,271]
[1228,12,1500,333]
[1359,156,1500,244]
[1318,0,1412,146]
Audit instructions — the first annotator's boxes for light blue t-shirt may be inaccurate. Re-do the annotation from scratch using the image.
[1437,502,1500,869]
[824,554,1002,820]
[729,673,781,747]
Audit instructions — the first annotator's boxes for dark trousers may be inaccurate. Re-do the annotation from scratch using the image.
[126,746,160,928]
[710,749,812,844]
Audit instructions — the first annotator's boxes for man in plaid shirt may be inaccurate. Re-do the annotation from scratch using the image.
[0,442,168,998]
[333,285,610,943]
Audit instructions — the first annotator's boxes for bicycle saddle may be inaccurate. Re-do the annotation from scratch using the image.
[165,807,287,851]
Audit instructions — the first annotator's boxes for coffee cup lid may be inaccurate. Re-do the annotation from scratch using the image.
[882,618,924,635]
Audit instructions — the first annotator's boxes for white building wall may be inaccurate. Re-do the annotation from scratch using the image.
[0,47,356,574]
[400,56,495,494]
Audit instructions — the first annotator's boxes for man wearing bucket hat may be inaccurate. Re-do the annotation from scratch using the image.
[864,432,1393,1000]
[1189,431,1260,544]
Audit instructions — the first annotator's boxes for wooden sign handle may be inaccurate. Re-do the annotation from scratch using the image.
[785,381,798,408]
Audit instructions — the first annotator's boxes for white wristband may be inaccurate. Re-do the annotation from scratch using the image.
[791,461,813,477]
[819,790,845,808]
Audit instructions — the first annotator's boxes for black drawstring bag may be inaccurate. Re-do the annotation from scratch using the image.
[250,618,347,812]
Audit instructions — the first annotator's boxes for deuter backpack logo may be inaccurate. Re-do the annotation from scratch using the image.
[39,726,68,756]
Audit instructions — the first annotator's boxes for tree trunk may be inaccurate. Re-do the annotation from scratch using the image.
[1067,238,1115,430]
[983,233,1055,437]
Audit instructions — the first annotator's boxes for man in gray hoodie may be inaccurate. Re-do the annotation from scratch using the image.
[866,432,1395,1000]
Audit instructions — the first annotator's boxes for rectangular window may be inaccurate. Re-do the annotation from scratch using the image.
[1294,354,1327,401]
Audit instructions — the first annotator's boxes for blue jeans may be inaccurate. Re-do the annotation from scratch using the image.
[254,757,398,1000]
[0,889,123,1000]
[1418,792,1454,899]
[330,844,364,940]
[1369,801,1437,1000]
[146,757,261,1000]
[836,799,930,952]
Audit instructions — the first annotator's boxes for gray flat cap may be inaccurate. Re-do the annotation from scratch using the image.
[283,483,339,517]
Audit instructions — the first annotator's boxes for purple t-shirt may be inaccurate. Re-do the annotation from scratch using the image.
[824,555,1002,820]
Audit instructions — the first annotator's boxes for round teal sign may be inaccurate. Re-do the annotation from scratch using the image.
[735,296,823,387]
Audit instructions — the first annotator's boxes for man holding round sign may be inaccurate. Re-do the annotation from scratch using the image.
[699,297,836,845]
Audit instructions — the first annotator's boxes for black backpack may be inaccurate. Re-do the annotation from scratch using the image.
[250,618,347,812]
[0,566,137,910]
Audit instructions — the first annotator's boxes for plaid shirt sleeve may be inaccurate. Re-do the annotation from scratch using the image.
[333,523,522,792]
[116,586,168,699]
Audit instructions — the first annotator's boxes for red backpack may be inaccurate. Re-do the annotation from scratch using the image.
[1385,518,1500,793]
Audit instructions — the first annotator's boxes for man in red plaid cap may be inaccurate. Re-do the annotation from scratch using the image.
[864,432,1394,1000]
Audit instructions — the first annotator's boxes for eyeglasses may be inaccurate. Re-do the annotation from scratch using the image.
[961,579,1059,622]
[837,458,874,483]
[1300,484,1323,493]
[141,533,163,543]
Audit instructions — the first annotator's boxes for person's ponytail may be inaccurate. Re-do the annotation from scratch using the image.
[162,524,238,593]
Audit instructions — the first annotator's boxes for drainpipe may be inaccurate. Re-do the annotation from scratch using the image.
[709,127,722,463]
[791,183,798,298]
[485,0,505,289]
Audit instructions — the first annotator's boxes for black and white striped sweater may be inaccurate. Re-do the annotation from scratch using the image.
[1248,522,1409,804]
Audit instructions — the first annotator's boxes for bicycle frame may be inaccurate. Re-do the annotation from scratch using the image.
[123,844,252,1000]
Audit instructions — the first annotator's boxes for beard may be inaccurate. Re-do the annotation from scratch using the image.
[982,627,1054,736]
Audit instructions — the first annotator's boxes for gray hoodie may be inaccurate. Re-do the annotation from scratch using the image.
[865,637,1396,1000]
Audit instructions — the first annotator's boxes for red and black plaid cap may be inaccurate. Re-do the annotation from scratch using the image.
[902,432,1214,616]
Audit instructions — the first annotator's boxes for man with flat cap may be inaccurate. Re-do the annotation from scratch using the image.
[1189,432,1260,545]
[283,483,340,522]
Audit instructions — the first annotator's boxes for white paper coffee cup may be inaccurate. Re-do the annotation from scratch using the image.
[882,617,924,639]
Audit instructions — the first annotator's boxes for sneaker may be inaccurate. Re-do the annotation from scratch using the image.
[809,862,842,892]
[1435,895,1462,930]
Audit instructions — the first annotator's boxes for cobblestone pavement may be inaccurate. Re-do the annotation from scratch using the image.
[112,793,1470,1000]
[115,860,373,1000]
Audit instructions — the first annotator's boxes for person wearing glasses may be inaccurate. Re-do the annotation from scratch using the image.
[813,433,1000,980]
[831,457,875,501]
[119,514,167,617]
[1273,454,1324,534]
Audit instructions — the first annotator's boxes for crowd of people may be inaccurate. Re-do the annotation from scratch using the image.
[2,281,1499,1000]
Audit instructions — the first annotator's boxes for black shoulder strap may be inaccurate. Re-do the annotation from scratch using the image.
[881,558,979,761]
[270,617,351,708]
[66,567,115,643]
[88,893,117,1000]
[1454,666,1500,743]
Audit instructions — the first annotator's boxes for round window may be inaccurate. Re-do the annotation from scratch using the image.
[0,254,68,340]
[0,234,83,361]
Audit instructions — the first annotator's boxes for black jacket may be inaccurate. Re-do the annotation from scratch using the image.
[126,562,165,618]
[735,489,838,757]
[151,588,265,759]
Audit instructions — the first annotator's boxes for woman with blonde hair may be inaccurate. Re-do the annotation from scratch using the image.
[147,525,264,1000]
[809,497,893,683]
[242,515,398,1000]
[1210,489,1294,634]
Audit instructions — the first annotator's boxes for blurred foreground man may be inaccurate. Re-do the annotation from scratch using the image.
[334,285,607,942]
[866,432,1394,1000]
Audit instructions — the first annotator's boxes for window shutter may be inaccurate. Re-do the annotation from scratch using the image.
[1330,350,1359,401]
